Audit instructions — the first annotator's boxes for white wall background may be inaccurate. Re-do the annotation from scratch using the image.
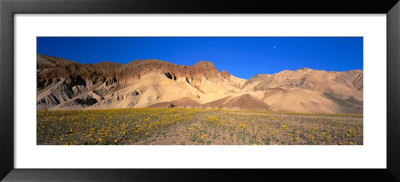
[14,14,386,168]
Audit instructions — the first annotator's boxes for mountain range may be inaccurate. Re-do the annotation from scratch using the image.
[37,54,363,113]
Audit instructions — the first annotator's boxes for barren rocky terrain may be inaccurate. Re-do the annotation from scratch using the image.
[37,54,363,114]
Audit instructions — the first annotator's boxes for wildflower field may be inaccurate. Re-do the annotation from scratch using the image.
[37,108,363,145]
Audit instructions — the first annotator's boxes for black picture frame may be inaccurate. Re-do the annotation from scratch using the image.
[1,0,399,181]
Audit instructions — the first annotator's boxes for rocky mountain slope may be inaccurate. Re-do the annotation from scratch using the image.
[37,54,363,113]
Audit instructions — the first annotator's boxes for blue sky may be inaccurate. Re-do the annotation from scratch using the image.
[37,37,363,79]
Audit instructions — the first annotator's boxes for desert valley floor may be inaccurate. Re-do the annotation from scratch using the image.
[37,108,362,145]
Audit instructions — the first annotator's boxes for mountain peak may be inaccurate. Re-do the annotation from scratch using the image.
[128,59,166,65]
[298,67,310,71]
[37,54,78,66]
[192,61,216,70]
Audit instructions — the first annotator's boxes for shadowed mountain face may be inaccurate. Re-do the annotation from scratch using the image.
[37,54,363,113]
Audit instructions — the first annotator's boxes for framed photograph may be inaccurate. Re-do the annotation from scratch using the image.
[1,0,399,181]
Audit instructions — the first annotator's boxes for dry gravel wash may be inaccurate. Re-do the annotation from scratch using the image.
[37,108,363,145]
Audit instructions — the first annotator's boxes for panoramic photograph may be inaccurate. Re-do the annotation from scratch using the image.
[37,37,363,145]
